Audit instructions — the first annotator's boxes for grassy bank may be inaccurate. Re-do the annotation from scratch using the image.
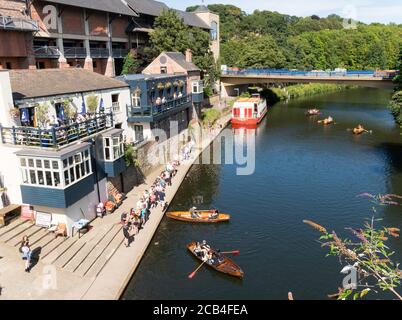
[264,83,350,105]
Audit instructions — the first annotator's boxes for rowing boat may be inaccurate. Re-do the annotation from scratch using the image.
[166,211,230,223]
[187,242,244,278]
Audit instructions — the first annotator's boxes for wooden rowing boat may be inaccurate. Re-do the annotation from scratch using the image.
[166,211,230,223]
[187,242,244,278]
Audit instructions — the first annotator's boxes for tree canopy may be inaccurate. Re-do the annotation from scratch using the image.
[187,4,402,70]
[147,9,219,91]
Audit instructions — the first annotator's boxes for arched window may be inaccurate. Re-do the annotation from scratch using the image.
[210,21,218,41]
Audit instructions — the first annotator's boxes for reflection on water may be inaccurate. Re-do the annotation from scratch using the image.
[122,88,402,300]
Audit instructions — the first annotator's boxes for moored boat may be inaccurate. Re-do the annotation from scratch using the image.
[166,211,230,223]
[231,94,268,127]
[187,242,244,278]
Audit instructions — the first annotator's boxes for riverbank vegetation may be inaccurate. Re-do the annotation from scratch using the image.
[389,48,402,126]
[201,108,221,126]
[254,84,350,105]
[304,210,402,300]
[187,4,402,70]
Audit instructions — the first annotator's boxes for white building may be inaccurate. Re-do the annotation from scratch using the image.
[0,68,131,235]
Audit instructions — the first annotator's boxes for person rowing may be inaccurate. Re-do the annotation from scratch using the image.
[353,124,368,135]
[208,209,219,220]
[189,207,201,219]
[318,116,334,125]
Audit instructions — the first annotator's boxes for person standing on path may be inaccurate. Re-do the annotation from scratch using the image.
[123,222,132,247]
[19,235,29,260]
[21,243,32,272]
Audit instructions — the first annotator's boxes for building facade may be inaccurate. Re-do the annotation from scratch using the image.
[0,0,220,76]
[0,68,131,235]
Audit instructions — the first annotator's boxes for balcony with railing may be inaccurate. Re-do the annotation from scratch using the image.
[0,113,114,149]
[112,48,129,58]
[0,16,39,32]
[127,95,192,122]
[90,48,110,59]
[33,46,60,58]
[64,47,87,59]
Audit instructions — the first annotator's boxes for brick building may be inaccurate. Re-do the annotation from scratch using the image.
[0,0,220,77]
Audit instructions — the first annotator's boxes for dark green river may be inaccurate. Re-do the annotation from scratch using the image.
[122,87,402,300]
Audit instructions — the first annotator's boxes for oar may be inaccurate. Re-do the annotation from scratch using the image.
[220,250,240,255]
[188,261,206,279]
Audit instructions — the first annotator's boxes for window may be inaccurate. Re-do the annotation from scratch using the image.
[160,66,167,74]
[192,81,204,94]
[103,134,124,161]
[18,148,92,189]
[132,93,141,107]
[6,62,12,70]
[211,21,218,41]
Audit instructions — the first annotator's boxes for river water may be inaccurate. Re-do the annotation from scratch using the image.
[122,87,402,300]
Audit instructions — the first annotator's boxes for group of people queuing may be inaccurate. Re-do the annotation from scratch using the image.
[120,158,181,247]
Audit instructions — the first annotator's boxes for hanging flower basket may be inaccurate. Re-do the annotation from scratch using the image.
[134,87,142,96]
[178,80,185,88]
[10,108,20,118]
[165,82,172,89]
[157,82,165,90]
[173,81,179,87]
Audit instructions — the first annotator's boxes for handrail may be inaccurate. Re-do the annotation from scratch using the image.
[0,113,113,149]
[127,95,191,118]
[221,69,398,79]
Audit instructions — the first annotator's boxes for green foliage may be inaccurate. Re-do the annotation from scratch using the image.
[196,4,402,70]
[124,143,137,167]
[121,51,143,75]
[86,95,99,114]
[35,103,50,127]
[203,86,213,97]
[304,213,402,300]
[148,9,218,85]
[286,83,347,99]
[389,91,402,126]
[263,84,347,105]
[62,99,76,119]
[202,108,221,126]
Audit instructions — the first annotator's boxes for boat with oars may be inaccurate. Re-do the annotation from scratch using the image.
[187,242,244,279]
[166,210,230,223]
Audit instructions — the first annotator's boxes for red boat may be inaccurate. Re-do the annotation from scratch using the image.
[231,94,268,127]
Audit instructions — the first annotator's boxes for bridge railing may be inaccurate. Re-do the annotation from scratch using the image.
[221,69,397,79]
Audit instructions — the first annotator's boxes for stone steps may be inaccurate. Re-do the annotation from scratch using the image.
[63,224,115,273]
[22,228,50,247]
[32,232,62,253]
[41,236,78,264]
[53,240,87,268]
[85,231,124,279]
[75,224,122,277]
[0,219,28,237]
[6,225,43,247]
[0,222,36,243]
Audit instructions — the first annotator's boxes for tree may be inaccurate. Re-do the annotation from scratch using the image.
[147,9,190,58]
[148,9,219,89]
[86,95,99,114]
[121,51,143,75]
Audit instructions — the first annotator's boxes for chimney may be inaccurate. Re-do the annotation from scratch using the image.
[185,49,192,63]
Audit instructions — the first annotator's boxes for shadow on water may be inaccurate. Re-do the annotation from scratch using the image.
[377,142,402,172]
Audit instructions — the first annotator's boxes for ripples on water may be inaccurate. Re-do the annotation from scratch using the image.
[122,88,402,300]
